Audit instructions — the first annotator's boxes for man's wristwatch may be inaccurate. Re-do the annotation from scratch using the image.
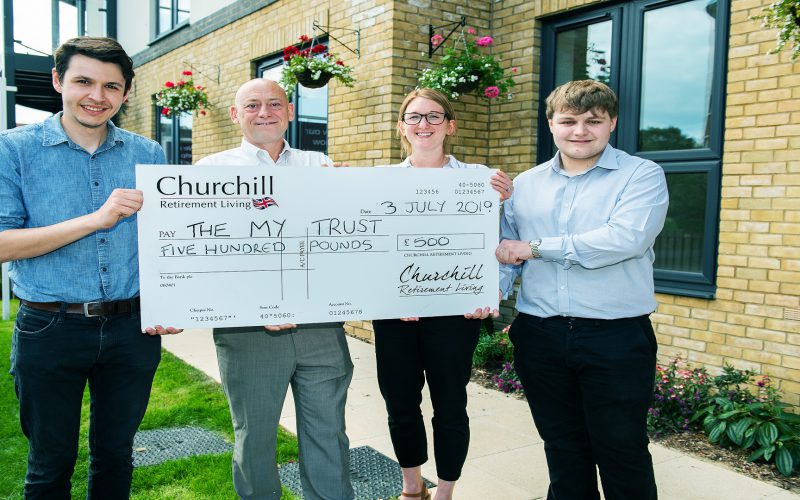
[529,239,542,259]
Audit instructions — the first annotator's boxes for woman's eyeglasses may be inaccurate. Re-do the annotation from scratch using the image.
[401,112,448,125]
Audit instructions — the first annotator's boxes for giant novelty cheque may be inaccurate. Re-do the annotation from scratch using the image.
[136,165,499,328]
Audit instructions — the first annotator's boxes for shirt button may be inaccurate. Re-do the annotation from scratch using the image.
[93,181,99,186]
[101,267,107,272]
[100,238,106,243]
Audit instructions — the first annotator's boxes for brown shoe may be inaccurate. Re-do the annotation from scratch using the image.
[400,484,430,500]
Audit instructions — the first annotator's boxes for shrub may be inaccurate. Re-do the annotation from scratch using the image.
[693,368,800,476]
[472,325,513,369]
[648,358,711,436]
[492,362,523,394]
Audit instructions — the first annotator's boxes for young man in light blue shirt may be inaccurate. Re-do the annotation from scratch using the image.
[496,80,668,499]
[0,37,178,498]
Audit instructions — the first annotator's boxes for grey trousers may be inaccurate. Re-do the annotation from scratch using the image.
[214,324,354,500]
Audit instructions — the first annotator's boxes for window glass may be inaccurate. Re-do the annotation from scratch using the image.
[59,1,79,45]
[14,0,53,55]
[639,0,715,151]
[177,0,190,24]
[178,113,193,164]
[84,0,107,36]
[555,20,612,86]
[654,172,707,273]
[297,86,328,152]
[158,113,174,161]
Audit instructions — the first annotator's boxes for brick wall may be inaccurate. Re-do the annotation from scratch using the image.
[120,0,800,403]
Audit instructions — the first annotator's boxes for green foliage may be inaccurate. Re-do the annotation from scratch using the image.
[755,0,800,60]
[153,70,211,117]
[0,300,299,498]
[418,29,516,101]
[692,367,800,477]
[647,358,711,435]
[279,35,355,99]
[472,326,513,369]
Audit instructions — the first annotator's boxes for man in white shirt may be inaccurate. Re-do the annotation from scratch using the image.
[197,78,354,500]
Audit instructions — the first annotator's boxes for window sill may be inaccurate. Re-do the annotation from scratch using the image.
[149,21,190,46]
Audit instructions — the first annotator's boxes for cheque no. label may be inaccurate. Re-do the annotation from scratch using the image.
[136,165,500,329]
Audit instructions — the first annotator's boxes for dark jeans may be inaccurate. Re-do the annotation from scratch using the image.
[373,316,480,481]
[11,304,161,500]
[509,313,658,500]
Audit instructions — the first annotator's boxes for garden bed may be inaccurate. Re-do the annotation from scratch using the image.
[470,365,800,494]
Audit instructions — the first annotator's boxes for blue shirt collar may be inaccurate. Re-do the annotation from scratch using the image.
[42,112,125,153]
[550,143,619,175]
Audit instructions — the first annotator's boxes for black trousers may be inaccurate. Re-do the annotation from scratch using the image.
[12,304,161,500]
[373,316,480,481]
[509,313,658,500]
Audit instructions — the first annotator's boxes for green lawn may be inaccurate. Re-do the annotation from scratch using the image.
[0,300,298,499]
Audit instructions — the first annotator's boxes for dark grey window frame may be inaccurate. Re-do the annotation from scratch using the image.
[537,0,730,299]
[154,0,189,38]
[154,106,191,164]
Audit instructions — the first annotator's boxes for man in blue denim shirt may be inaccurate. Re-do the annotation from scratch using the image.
[496,80,668,499]
[0,37,178,499]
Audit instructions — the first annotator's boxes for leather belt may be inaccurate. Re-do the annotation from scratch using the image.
[20,298,140,317]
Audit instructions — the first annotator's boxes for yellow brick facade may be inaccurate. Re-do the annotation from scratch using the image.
[121,0,800,404]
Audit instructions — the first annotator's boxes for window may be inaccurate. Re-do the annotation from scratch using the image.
[156,0,189,36]
[539,0,728,298]
[256,49,329,154]
[156,110,192,164]
[13,0,113,55]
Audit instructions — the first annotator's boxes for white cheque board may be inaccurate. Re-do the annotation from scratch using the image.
[136,165,499,328]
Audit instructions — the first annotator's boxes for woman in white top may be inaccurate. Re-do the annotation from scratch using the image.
[373,88,512,500]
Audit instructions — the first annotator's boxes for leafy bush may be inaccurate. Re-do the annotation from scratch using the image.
[693,368,800,476]
[472,325,513,369]
[648,358,711,435]
[492,362,523,394]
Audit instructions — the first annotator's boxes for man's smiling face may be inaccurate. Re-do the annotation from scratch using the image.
[230,79,295,148]
[52,54,127,132]
[548,107,617,173]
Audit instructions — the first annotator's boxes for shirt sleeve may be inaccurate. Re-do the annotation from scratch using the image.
[498,191,523,298]
[0,136,25,231]
[537,161,669,269]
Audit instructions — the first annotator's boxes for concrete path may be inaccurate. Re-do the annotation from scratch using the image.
[162,330,799,500]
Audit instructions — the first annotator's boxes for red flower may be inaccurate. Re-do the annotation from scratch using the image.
[311,44,327,54]
[161,108,170,116]
[164,81,175,88]
[300,49,310,57]
[511,67,518,73]
[484,86,500,99]
[335,60,344,66]
[299,34,310,42]
[200,110,207,116]
[195,85,204,90]
[177,80,186,86]
[182,70,192,76]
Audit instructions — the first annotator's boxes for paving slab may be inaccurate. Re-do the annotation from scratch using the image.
[163,329,799,500]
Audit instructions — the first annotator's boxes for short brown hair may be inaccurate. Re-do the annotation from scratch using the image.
[396,88,457,157]
[545,80,618,119]
[54,37,135,93]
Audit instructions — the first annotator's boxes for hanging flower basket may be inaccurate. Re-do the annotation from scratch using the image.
[295,69,333,89]
[153,70,211,117]
[418,29,516,101]
[279,35,356,98]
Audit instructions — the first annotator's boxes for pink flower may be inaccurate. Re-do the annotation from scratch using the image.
[182,70,192,76]
[431,34,444,47]
[177,80,186,86]
[476,36,493,47]
[164,81,175,88]
[511,67,518,73]
[484,86,500,98]
[466,27,476,35]
[195,85,204,90]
